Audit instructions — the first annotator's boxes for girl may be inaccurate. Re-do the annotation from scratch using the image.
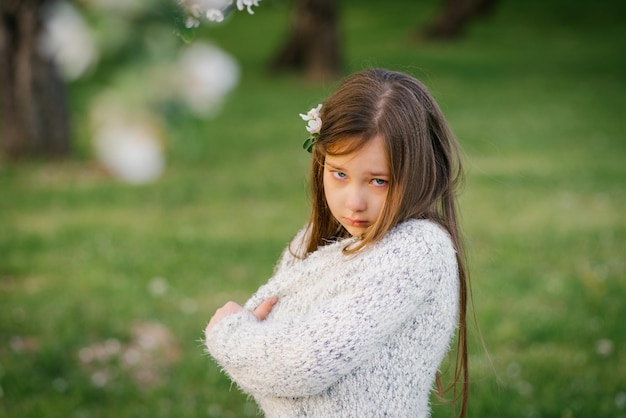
[204,68,470,417]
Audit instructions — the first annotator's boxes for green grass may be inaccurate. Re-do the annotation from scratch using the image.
[1,0,625,417]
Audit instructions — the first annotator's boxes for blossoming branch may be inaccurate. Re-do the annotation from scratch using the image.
[178,0,261,27]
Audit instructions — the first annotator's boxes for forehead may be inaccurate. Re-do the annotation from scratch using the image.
[325,135,389,173]
[325,134,369,155]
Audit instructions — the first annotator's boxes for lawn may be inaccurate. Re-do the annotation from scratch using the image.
[1,0,625,417]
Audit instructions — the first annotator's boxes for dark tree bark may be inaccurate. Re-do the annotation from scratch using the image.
[269,0,342,81]
[419,0,498,40]
[0,0,71,160]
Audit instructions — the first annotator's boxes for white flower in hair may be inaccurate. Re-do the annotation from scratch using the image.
[306,117,322,134]
[300,104,322,152]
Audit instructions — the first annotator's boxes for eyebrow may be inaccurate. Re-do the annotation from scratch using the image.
[325,162,389,178]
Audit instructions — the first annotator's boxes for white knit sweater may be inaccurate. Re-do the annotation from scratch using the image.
[205,219,459,417]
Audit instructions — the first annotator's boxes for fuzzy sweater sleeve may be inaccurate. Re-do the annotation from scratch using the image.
[205,221,457,399]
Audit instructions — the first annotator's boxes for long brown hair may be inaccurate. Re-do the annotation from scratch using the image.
[303,68,469,416]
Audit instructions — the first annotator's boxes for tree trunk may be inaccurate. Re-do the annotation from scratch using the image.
[269,0,342,81]
[419,0,498,40]
[0,0,71,160]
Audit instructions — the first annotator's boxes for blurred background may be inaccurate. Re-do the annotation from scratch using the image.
[0,0,624,416]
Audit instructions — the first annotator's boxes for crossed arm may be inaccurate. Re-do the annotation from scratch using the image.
[205,296,279,336]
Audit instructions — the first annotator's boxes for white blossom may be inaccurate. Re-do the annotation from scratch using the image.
[39,1,98,81]
[178,0,260,25]
[175,42,240,116]
[236,0,261,14]
[185,16,201,28]
[90,97,165,185]
[300,104,323,134]
[306,118,322,134]
[206,8,225,22]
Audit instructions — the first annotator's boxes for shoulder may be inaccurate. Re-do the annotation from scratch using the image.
[380,219,455,254]
[372,220,459,295]
[363,219,458,279]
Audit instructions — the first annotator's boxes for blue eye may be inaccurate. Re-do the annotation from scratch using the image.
[333,171,347,179]
[372,178,388,186]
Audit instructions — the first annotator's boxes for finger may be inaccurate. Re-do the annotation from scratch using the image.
[206,301,243,335]
[252,297,278,321]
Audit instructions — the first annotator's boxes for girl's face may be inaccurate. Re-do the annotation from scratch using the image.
[323,135,390,238]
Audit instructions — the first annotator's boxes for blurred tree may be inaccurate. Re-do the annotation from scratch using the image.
[0,0,71,159]
[269,0,341,80]
[419,0,498,40]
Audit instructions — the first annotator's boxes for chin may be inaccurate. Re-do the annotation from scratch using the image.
[345,228,366,238]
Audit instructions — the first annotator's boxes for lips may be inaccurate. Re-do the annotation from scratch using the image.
[344,217,370,228]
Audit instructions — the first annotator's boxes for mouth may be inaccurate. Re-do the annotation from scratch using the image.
[344,217,370,228]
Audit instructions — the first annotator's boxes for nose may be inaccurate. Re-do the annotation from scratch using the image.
[345,185,367,213]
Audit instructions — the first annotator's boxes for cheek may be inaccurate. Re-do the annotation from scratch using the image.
[373,192,387,217]
[323,179,338,206]
[322,175,334,207]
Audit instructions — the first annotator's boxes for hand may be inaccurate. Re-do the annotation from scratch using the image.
[206,301,244,333]
[205,297,279,336]
[252,296,279,321]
